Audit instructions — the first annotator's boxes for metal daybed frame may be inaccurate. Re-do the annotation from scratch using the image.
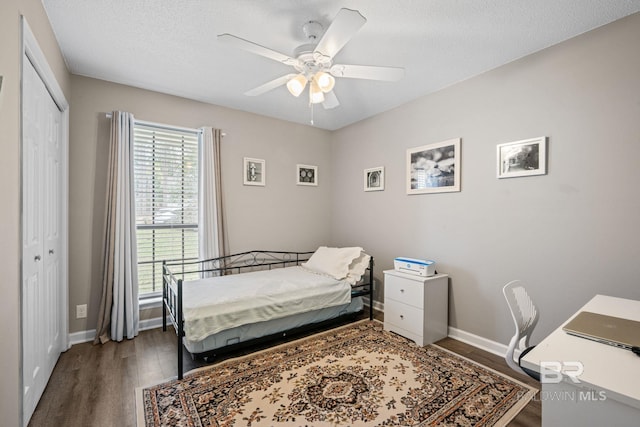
[162,250,374,379]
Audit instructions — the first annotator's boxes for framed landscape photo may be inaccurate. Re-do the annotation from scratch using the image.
[364,166,385,191]
[296,164,318,186]
[497,137,547,179]
[407,138,461,194]
[243,157,265,186]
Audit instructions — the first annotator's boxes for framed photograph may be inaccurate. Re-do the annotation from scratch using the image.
[407,138,461,194]
[497,137,547,179]
[364,166,385,192]
[243,157,265,186]
[296,164,318,186]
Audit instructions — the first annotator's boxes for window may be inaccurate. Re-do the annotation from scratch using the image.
[133,123,199,297]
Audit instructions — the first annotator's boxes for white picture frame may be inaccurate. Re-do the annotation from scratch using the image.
[364,166,385,191]
[243,157,265,186]
[296,164,318,186]
[407,138,461,194]
[497,137,547,179]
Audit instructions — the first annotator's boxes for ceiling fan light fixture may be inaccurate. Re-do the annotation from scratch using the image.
[221,8,404,115]
[286,74,307,97]
[309,79,325,104]
[315,71,335,93]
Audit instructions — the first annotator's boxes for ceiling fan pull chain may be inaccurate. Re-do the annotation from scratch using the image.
[310,102,315,125]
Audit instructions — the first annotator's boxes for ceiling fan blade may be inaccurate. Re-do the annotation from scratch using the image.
[330,64,405,81]
[313,8,366,60]
[244,74,296,96]
[322,91,340,109]
[218,34,298,66]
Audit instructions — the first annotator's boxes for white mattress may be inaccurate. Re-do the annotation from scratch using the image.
[183,297,363,354]
[182,266,352,342]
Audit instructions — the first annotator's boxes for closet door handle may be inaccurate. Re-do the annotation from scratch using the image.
[49,249,55,255]
[34,255,41,261]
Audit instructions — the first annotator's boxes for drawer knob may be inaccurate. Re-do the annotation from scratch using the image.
[400,289,405,293]
[400,315,404,319]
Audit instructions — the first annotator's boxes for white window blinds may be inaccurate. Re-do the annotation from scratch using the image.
[133,123,199,296]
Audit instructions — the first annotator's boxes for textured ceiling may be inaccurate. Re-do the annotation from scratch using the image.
[42,0,640,130]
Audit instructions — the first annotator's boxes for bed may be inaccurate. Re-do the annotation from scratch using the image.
[162,248,374,379]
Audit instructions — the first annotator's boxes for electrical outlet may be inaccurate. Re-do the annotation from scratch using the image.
[76,304,87,319]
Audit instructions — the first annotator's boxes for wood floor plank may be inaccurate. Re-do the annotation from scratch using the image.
[29,312,541,426]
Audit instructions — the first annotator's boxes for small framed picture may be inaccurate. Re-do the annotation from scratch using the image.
[243,157,265,186]
[364,166,385,191]
[296,164,318,186]
[497,137,547,179]
[407,138,461,194]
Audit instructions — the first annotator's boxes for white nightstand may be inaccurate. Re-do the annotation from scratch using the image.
[383,269,449,346]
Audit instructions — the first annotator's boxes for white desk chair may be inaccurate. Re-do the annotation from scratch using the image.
[503,280,540,381]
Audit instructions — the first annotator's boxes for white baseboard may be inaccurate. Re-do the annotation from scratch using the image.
[68,329,96,346]
[364,297,383,313]
[370,303,509,358]
[447,326,509,357]
[67,317,168,346]
[67,302,386,347]
[140,316,166,331]
[69,306,518,362]
[373,304,512,359]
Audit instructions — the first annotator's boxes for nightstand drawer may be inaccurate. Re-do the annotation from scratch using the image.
[385,274,424,309]
[384,299,424,337]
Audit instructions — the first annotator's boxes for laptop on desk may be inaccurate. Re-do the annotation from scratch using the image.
[562,311,640,349]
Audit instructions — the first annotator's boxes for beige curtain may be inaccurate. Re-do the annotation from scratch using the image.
[94,111,139,344]
[199,127,227,274]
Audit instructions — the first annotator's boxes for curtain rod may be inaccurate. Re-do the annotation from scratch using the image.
[104,113,226,136]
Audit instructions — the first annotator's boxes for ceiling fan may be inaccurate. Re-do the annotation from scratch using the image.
[218,8,405,110]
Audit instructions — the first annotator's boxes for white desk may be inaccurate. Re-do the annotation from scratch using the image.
[521,295,640,426]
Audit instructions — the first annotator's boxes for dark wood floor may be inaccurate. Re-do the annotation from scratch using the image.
[29,312,540,427]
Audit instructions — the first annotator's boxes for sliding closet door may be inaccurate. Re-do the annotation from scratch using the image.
[21,57,64,425]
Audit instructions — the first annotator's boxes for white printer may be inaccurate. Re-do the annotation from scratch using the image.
[394,257,436,277]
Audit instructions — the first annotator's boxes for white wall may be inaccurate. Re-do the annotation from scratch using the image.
[330,13,640,346]
[69,75,333,333]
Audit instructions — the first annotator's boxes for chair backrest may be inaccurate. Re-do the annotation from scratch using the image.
[502,280,539,373]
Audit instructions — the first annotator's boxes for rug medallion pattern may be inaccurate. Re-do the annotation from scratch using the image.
[140,321,535,426]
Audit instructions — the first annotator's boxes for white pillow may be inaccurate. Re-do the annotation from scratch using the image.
[302,246,363,280]
[345,252,371,285]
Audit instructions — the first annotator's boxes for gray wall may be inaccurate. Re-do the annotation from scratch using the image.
[330,12,640,347]
[69,75,333,333]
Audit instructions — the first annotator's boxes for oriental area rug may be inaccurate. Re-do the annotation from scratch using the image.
[137,320,536,426]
